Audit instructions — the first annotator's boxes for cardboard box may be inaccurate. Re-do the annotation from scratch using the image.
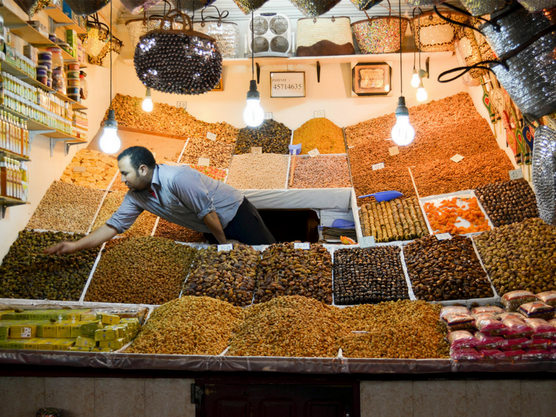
[52,339,75,351]
[23,338,43,350]
[99,338,124,350]
[9,323,36,339]
[37,324,57,338]
[69,346,91,352]
[100,314,120,325]
[90,347,111,352]
[94,327,117,341]
[56,322,72,338]
[80,321,102,337]
[75,336,95,348]
[38,340,56,350]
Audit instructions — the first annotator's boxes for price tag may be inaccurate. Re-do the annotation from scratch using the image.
[389,146,399,156]
[217,244,233,252]
[251,147,262,154]
[294,242,310,250]
[207,132,217,141]
[359,236,376,248]
[436,233,452,241]
[314,110,325,118]
[72,166,86,173]
[308,148,320,158]
[21,327,32,338]
[264,112,273,120]
[351,331,369,334]
[450,154,465,163]
[198,158,210,166]
[509,168,524,180]
[372,162,385,171]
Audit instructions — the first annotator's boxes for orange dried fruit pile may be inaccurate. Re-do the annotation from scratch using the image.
[424,197,490,235]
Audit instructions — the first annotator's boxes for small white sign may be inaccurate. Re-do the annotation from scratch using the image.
[351,331,369,334]
[308,149,320,158]
[360,236,376,248]
[372,162,385,171]
[294,242,310,250]
[21,327,32,338]
[207,132,217,141]
[436,233,452,241]
[270,71,306,98]
[264,112,273,120]
[451,154,465,163]
[198,158,210,166]
[314,110,325,118]
[389,146,400,156]
[509,168,524,180]
[176,101,187,109]
[72,166,87,173]
[217,244,233,252]
[251,147,262,154]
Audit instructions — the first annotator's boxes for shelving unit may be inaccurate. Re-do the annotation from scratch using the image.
[43,5,87,35]
[0,149,30,162]
[0,196,28,219]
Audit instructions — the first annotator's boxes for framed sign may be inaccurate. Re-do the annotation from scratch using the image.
[212,75,223,92]
[352,62,392,96]
[270,71,306,98]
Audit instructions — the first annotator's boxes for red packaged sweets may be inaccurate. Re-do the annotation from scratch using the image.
[474,332,505,349]
[536,291,556,308]
[518,301,555,320]
[451,348,483,360]
[475,316,507,336]
[524,318,556,339]
[501,290,538,311]
[500,338,531,351]
[440,306,470,319]
[501,318,534,338]
[478,349,501,359]
[471,306,504,315]
[498,312,526,321]
[528,339,552,350]
[442,313,475,331]
[522,349,552,360]
[448,330,478,349]
[493,350,525,360]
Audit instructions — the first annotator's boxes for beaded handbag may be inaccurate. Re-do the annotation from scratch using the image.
[352,6,409,54]
[459,0,508,16]
[14,0,49,17]
[64,0,110,16]
[517,0,556,12]
[350,0,383,11]
[232,0,269,14]
[290,0,341,17]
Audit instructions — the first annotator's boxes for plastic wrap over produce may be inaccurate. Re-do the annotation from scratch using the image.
[532,126,556,226]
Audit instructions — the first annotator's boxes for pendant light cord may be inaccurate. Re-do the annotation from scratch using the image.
[399,0,403,96]
[109,0,113,106]
[251,9,255,80]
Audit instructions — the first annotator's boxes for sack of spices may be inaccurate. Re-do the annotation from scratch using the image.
[296,17,354,56]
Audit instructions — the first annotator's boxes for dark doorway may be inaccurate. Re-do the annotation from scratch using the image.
[258,210,320,243]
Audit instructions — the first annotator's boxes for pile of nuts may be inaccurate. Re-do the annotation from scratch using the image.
[26,181,105,234]
[334,246,409,305]
[91,191,125,231]
[226,154,289,189]
[235,119,292,154]
[292,118,346,154]
[255,243,333,304]
[339,300,449,358]
[290,155,351,188]
[85,237,197,305]
[182,245,259,306]
[180,137,234,169]
[474,179,539,227]
[474,218,556,294]
[0,231,98,301]
[60,149,118,190]
[404,235,494,301]
[121,211,158,238]
[107,94,239,144]
[154,218,205,242]
[228,296,343,357]
[127,296,242,355]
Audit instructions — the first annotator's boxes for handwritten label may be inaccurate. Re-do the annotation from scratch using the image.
[389,146,399,156]
[72,166,86,173]
[509,168,524,180]
[198,158,210,166]
[217,244,233,252]
[207,132,217,141]
[176,101,187,109]
[359,236,376,248]
[308,148,320,158]
[451,154,465,163]
[436,233,452,241]
[294,242,310,250]
[314,110,325,118]
[372,162,385,171]
[251,147,262,154]
[264,112,273,120]
[351,331,369,334]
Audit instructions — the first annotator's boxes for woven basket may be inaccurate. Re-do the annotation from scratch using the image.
[126,18,183,50]
[459,0,508,16]
[297,16,353,48]
[350,0,383,10]
[192,7,240,58]
[233,0,269,14]
[181,0,217,11]
[290,0,341,17]
[80,26,109,57]
[88,36,123,68]
[65,0,110,16]
[517,0,556,12]
[411,10,468,52]
[121,0,163,15]
[454,24,486,78]
[352,10,409,54]
[14,0,49,17]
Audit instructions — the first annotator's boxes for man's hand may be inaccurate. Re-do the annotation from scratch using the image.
[43,224,118,255]
[44,241,79,255]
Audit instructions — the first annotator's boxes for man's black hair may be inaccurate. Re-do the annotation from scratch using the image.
[117,146,156,172]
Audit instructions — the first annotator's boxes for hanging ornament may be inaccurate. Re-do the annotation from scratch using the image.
[181,0,218,11]
[232,0,269,14]
[289,0,341,17]
[350,0,383,11]
[14,0,49,17]
[134,9,222,95]
[64,0,111,16]
[121,0,164,14]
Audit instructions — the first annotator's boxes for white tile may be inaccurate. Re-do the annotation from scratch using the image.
[466,380,520,417]
[413,380,466,417]
[94,378,145,417]
[360,381,413,417]
[45,377,95,417]
[144,378,196,417]
[520,380,556,417]
[0,377,44,417]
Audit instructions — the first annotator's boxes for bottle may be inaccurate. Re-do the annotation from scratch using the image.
[0,157,6,197]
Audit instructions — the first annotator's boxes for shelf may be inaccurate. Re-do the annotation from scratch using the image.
[27,119,73,138]
[8,25,77,62]
[43,6,87,35]
[0,0,29,28]
[0,149,30,162]
[0,196,28,219]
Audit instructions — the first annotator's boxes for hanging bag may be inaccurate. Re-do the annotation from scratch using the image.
[458,0,509,16]
[121,0,164,15]
[79,14,110,58]
[350,0,383,11]
[193,6,240,58]
[233,0,269,14]
[296,17,354,56]
[14,0,49,17]
[517,0,556,12]
[290,0,341,17]
[411,9,468,52]
[64,0,110,16]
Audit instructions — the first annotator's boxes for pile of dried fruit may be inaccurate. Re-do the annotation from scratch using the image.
[127,296,242,355]
[106,94,239,144]
[235,119,292,154]
[289,155,351,188]
[0,231,98,301]
[334,246,409,305]
[359,197,428,241]
[404,235,494,301]
[228,296,343,357]
[292,118,346,154]
[474,179,539,227]
[180,137,234,169]
[153,219,205,242]
[85,237,197,305]
[182,245,259,306]
[255,243,333,304]
[474,218,556,294]
[339,300,449,358]
[91,191,125,231]
[345,93,514,200]
[26,181,105,234]
[226,154,289,189]
[423,196,490,235]
[60,149,118,190]
[189,165,227,181]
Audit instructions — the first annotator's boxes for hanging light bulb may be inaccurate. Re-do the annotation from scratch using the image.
[99,109,121,154]
[142,87,153,112]
[391,97,415,146]
[243,80,264,127]
[411,68,420,88]
[416,79,428,102]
